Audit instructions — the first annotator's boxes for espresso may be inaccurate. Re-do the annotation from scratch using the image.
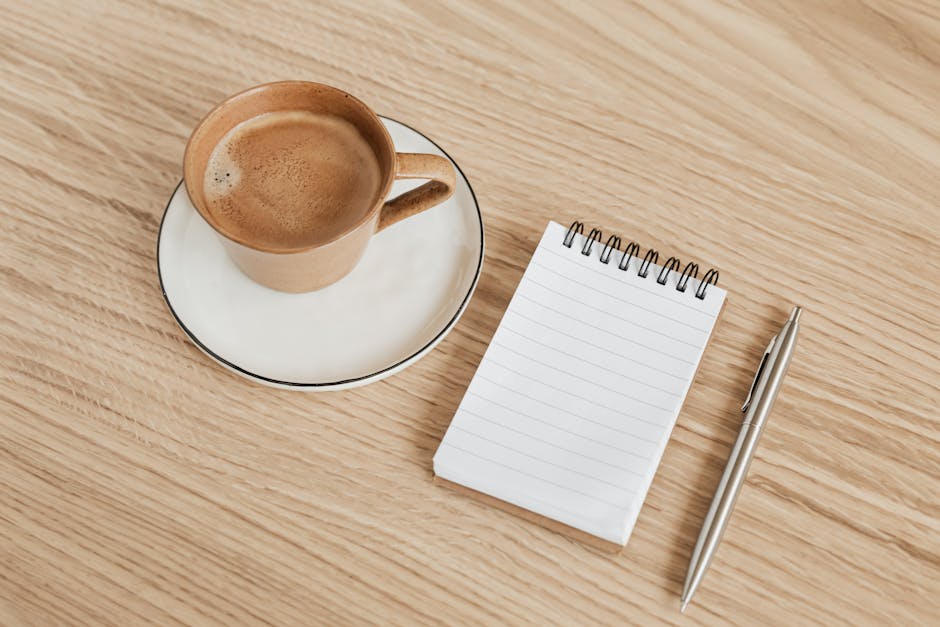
[203,110,382,249]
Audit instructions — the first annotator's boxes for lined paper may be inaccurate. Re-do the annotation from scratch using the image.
[433,221,726,545]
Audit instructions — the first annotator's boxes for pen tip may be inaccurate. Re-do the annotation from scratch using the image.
[680,598,689,613]
[790,306,803,323]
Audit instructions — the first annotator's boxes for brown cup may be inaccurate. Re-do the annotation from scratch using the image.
[183,81,456,292]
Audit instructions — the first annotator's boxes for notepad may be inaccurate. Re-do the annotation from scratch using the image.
[433,220,726,549]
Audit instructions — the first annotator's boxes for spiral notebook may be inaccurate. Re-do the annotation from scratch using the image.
[433,220,726,550]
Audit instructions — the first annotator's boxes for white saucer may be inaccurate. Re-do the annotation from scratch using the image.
[157,117,484,390]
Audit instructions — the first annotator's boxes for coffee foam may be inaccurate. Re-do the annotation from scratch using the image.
[204,144,241,199]
[203,110,382,249]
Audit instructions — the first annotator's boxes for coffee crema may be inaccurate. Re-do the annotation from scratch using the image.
[203,110,382,250]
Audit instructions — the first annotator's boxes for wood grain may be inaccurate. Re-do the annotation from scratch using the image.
[2,0,939,624]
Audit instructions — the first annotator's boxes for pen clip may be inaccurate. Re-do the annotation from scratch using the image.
[742,334,777,412]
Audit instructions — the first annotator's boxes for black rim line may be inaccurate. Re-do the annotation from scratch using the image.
[155,116,485,388]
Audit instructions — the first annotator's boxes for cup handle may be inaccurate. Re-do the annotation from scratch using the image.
[377,153,456,232]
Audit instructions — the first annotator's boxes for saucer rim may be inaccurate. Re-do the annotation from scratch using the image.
[156,115,484,389]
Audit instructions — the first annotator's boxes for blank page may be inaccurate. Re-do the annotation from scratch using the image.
[433,221,726,545]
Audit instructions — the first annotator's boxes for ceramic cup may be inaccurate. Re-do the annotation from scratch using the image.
[183,81,456,292]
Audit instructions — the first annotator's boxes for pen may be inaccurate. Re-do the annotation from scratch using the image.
[680,306,803,612]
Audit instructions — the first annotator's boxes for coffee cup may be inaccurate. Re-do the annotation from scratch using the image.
[183,81,456,292]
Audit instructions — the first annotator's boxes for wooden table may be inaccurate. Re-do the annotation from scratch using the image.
[2,1,938,624]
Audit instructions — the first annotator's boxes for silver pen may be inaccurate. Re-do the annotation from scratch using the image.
[680,306,803,612]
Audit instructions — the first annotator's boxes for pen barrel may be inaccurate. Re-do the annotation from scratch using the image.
[683,422,763,598]
[715,422,766,521]
[745,315,800,430]
[682,309,801,606]
[699,316,800,548]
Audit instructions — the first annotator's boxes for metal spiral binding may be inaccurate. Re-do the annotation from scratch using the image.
[600,235,620,264]
[657,257,681,285]
[563,221,584,247]
[676,262,699,293]
[581,228,602,256]
[563,220,720,299]
[638,249,659,278]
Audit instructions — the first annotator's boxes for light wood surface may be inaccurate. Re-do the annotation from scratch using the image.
[2,1,938,624]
